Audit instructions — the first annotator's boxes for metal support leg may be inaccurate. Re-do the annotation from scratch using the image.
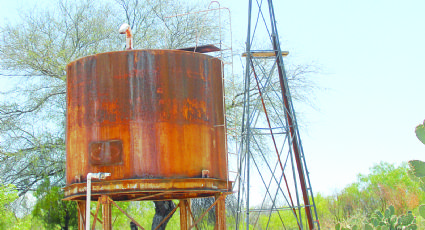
[77,201,86,230]
[180,199,191,230]
[215,194,226,230]
[100,195,112,230]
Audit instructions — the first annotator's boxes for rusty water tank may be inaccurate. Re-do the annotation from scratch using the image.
[64,50,229,201]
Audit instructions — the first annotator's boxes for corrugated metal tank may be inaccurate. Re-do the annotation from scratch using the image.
[65,50,227,200]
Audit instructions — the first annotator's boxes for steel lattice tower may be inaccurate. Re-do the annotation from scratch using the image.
[235,0,320,229]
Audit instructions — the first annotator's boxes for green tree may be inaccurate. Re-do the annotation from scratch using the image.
[0,0,220,228]
[0,183,19,229]
[0,0,220,194]
[358,162,423,214]
[0,0,120,196]
[0,0,320,228]
[0,183,44,229]
[32,179,78,230]
[323,162,424,228]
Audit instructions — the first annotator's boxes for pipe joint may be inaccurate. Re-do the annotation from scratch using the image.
[86,172,110,230]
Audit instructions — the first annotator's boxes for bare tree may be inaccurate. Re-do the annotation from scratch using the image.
[0,0,121,195]
[0,0,220,228]
[0,0,319,228]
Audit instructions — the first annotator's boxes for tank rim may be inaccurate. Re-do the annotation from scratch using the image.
[66,49,221,68]
[63,178,232,201]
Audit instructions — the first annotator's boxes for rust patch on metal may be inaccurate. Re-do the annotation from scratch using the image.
[89,140,123,166]
[66,50,228,200]
[63,178,232,201]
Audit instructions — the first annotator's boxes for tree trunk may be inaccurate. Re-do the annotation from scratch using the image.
[130,221,138,230]
[62,210,69,230]
[151,201,176,230]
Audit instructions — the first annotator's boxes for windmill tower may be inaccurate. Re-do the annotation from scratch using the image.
[235,0,320,229]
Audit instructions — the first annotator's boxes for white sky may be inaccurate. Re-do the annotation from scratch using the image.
[1,0,425,196]
[219,0,425,195]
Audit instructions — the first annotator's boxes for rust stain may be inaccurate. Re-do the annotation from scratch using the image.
[65,50,228,200]
[63,178,232,201]
[65,178,231,200]
[182,98,207,121]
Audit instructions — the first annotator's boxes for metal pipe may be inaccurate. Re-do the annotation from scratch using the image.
[86,172,111,230]
[119,23,133,50]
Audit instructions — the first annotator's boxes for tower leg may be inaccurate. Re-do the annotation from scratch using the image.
[215,194,226,230]
[77,201,86,230]
[100,195,112,230]
[180,199,191,230]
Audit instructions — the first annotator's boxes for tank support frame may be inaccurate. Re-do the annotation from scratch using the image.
[76,192,230,230]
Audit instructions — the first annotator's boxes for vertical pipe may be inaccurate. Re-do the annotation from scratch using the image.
[86,173,110,230]
[86,175,92,230]
[119,23,133,50]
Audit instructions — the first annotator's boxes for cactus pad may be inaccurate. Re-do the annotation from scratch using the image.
[409,160,425,179]
[389,205,395,216]
[335,223,341,230]
[415,121,425,145]
[407,223,417,230]
[398,213,414,226]
[364,223,374,230]
[385,208,391,219]
[375,210,384,220]
[419,205,425,219]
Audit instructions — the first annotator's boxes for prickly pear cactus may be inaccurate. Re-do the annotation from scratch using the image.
[389,215,397,228]
[389,206,395,216]
[334,206,419,230]
[415,120,425,144]
[335,223,341,230]
[406,223,418,230]
[381,226,389,230]
[384,208,391,219]
[398,212,414,226]
[366,209,415,230]
[382,206,397,229]
[409,160,425,180]
[370,217,380,227]
[364,223,373,230]
[419,205,425,219]
[375,210,384,220]
[409,120,425,184]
